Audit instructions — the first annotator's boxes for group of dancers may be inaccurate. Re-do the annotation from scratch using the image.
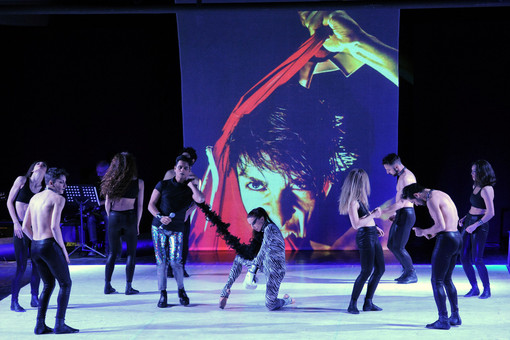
[338,154,495,330]
[7,150,495,333]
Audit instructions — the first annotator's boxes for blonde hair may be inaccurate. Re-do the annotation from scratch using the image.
[338,168,370,215]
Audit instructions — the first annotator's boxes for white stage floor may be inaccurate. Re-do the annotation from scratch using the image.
[1,263,509,340]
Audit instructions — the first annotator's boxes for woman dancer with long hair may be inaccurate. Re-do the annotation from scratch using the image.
[338,169,385,314]
[101,152,144,295]
[459,160,496,299]
[6,161,47,312]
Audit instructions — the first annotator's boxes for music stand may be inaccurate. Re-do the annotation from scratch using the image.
[65,185,106,257]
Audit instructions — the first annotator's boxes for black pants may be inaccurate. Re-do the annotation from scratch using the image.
[12,233,40,300]
[105,210,138,283]
[31,238,72,320]
[431,231,462,318]
[460,214,490,289]
[387,207,416,272]
[351,227,385,301]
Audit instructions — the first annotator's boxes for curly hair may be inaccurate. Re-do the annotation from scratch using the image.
[100,152,138,199]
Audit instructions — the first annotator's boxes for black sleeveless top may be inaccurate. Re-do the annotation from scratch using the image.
[15,179,40,204]
[357,200,370,218]
[470,187,488,209]
[123,179,139,199]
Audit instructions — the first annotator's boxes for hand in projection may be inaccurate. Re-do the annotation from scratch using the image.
[299,10,363,53]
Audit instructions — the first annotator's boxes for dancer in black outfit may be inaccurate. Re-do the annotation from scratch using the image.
[381,153,418,284]
[459,160,495,299]
[338,169,385,314]
[22,167,78,334]
[402,183,462,330]
[149,155,205,307]
[163,147,198,278]
[6,161,46,312]
[101,152,144,295]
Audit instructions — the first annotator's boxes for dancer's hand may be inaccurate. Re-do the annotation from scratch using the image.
[465,224,477,234]
[413,227,424,237]
[376,226,384,237]
[13,222,24,239]
[458,215,466,227]
[243,271,257,290]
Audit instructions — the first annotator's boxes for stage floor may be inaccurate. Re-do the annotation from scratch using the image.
[1,258,509,340]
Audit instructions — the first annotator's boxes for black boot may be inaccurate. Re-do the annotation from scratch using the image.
[125,282,139,295]
[183,267,190,278]
[54,318,79,334]
[31,294,40,308]
[347,299,359,314]
[104,281,116,294]
[178,288,190,306]
[363,299,383,311]
[449,311,462,326]
[397,269,418,284]
[34,318,53,335]
[426,316,450,330]
[10,299,26,312]
[464,286,480,297]
[158,290,168,308]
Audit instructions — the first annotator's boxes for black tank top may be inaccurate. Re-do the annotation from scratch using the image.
[357,200,370,218]
[123,179,139,199]
[470,187,487,209]
[15,179,40,204]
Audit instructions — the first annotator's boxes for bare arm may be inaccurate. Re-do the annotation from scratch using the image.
[136,179,144,235]
[419,199,446,237]
[21,204,33,240]
[6,177,25,238]
[51,196,70,264]
[163,169,175,180]
[188,181,205,204]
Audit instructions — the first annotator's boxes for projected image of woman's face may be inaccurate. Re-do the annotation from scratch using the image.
[236,157,316,239]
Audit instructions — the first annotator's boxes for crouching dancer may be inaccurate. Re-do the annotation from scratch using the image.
[402,183,462,330]
[22,168,78,334]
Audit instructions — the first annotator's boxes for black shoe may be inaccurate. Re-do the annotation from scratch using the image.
[34,319,53,335]
[31,294,39,308]
[178,288,190,306]
[394,270,405,281]
[104,283,116,294]
[479,288,491,299]
[397,269,418,284]
[464,287,480,297]
[449,312,462,326]
[183,269,190,278]
[426,318,451,330]
[347,300,359,314]
[10,300,26,312]
[363,300,383,311]
[158,290,168,308]
[125,282,139,295]
[54,319,79,334]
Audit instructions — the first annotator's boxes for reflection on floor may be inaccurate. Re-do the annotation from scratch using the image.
[0,251,509,339]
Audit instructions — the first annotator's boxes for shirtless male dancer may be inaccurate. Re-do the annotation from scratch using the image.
[22,168,79,335]
[402,183,462,330]
[381,153,418,283]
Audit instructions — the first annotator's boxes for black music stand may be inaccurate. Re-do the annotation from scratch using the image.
[65,185,106,257]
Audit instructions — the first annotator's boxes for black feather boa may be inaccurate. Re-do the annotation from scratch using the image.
[197,202,263,260]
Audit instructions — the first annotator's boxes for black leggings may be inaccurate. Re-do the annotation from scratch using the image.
[31,238,72,320]
[460,214,490,289]
[12,233,40,300]
[105,210,138,283]
[351,227,385,302]
[431,231,462,318]
[387,207,416,271]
